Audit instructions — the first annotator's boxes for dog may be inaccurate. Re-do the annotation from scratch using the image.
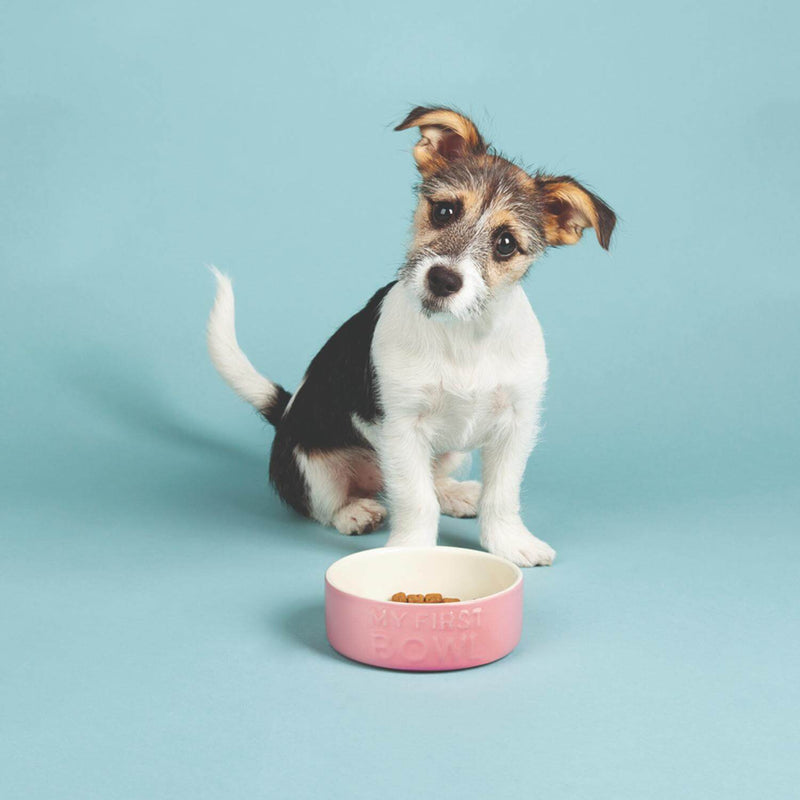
[207,106,615,566]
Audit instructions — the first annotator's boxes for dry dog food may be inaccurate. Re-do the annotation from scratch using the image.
[391,592,460,603]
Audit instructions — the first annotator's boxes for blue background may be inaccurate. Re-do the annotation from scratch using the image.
[2,1,798,797]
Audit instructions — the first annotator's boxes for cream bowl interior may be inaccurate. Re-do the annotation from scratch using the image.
[326,546,521,602]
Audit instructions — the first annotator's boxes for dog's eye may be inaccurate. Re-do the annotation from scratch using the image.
[495,231,518,258]
[431,201,458,227]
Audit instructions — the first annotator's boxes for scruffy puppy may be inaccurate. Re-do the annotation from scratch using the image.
[207,106,615,566]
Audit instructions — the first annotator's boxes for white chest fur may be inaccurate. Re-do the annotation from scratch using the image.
[369,282,548,454]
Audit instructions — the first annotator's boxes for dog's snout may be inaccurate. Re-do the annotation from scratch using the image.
[427,265,463,297]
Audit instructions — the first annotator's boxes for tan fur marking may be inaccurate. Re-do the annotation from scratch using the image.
[395,108,483,149]
[408,158,538,290]
[396,108,487,176]
[482,205,534,288]
[540,181,600,246]
[483,252,530,288]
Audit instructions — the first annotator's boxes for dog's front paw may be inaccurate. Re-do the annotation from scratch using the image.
[436,479,482,518]
[482,523,556,567]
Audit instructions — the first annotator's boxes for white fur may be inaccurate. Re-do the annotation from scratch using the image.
[372,281,555,565]
[408,254,488,319]
[294,446,386,534]
[435,478,482,518]
[208,268,556,566]
[332,499,388,536]
[207,267,278,409]
[433,452,480,517]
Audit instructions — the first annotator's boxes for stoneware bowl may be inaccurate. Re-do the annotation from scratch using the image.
[325,546,523,671]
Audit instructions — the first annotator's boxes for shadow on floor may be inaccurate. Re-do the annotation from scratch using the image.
[277,602,331,656]
[54,349,265,468]
[275,601,377,669]
[43,349,305,537]
[43,349,500,561]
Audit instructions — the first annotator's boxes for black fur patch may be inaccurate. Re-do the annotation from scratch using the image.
[261,386,292,426]
[267,282,395,515]
[268,430,309,516]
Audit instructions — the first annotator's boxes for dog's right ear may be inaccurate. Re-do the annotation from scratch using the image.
[395,106,487,176]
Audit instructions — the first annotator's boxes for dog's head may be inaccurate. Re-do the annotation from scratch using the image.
[395,106,616,319]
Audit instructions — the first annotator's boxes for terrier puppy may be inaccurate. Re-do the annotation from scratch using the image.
[207,106,615,566]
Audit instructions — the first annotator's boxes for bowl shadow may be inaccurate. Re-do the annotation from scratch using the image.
[277,602,331,657]
[275,602,384,670]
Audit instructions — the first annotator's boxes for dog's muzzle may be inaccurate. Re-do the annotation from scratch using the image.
[426,265,463,297]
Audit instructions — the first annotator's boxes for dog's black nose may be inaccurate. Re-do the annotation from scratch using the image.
[427,266,463,297]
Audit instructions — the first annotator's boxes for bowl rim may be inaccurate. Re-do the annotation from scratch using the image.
[325,545,523,606]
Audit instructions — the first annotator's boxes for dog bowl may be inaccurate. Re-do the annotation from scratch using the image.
[325,546,523,671]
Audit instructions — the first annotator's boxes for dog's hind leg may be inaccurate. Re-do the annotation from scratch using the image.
[296,447,387,535]
[331,498,387,535]
[434,452,482,519]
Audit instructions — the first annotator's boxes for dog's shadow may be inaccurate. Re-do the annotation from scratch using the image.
[49,350,364,551]
[56,349,264,469]
[437,525,482,551]
[55,350,488,663]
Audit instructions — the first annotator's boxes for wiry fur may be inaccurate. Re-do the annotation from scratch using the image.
[207,106,616,565]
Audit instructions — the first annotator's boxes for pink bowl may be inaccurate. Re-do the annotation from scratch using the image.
[325,546,523,671]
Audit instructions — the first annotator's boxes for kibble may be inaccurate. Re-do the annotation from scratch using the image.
[391,592,460,603]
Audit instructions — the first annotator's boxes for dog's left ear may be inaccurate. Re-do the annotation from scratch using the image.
[537,175,616,250]
[395,106,487,176]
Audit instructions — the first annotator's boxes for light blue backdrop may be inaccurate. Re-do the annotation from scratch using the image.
[2,1,798,798]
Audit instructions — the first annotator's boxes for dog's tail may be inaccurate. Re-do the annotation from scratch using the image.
[206,267,291,427]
